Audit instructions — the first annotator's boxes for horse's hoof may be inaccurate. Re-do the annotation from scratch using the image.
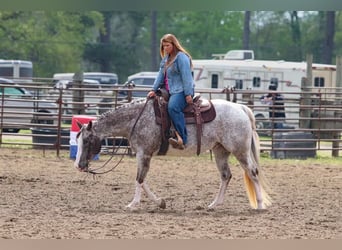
[207,207,215,212]
[125,204,139,212]
[159,199,166,209]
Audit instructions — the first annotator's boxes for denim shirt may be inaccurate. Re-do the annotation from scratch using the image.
[152,52,194,96]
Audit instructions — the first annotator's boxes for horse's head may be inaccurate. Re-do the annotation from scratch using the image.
[74,120,102,171]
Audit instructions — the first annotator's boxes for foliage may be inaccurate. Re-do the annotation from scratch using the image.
[0,11,103,78]
[0,11,340,82]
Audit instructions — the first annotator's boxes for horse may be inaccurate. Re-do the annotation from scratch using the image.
[74,97,272,210]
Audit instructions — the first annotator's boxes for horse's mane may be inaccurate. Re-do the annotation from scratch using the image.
[97,98,147,122]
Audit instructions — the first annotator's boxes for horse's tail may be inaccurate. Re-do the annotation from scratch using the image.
[243,171,272,209]
[240,105,260,163]
[241,105,272,209]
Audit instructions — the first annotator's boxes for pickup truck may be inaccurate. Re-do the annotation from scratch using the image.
[0,77,57,133]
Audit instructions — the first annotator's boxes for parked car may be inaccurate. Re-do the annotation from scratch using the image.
[98,72,158,114]
[119,71,158,98]
[0,77,57,132]
[52,72,118,88]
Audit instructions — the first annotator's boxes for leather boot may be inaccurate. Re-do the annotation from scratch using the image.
[168,137,185,150]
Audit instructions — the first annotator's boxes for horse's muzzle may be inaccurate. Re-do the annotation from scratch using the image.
[78,166,88,172]
[75,161,89,172]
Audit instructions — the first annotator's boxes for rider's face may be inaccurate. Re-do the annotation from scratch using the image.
[162,42,174,55]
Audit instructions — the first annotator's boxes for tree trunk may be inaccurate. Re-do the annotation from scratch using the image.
[99,12,113,72]
[243,11,251,50]
[289,11,302,61]
[322,11,335,64]
[151,11,158,71]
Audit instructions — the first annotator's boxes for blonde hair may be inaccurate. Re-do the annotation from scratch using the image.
[159,34,193,68]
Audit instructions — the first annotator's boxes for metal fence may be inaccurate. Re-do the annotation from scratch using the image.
[1,78,342,158]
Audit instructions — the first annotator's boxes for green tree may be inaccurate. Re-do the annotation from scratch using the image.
[250,11,303,60]
[169,11,244,59]
[83,11,150,82]
[1,11,341,80]
[0,11,104,78]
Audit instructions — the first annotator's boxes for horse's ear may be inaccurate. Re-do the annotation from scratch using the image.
[76,120,83,130]
[86,121,93,131]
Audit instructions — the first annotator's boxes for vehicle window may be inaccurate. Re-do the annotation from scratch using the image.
[0,67,14,77]
[131,78,144,85]
[20,67,33,78]
[142,78,155,86]
[124,78,154,97]
[130,78,155,87]
[1,87,25,96]
[84,75,118,85]
[98,77,117,84]
[235,79,243,89]
[314,77,324,87]
[211,74,218,88]
[253,77,261,88]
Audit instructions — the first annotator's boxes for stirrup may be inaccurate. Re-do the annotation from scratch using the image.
[168,137,185,150]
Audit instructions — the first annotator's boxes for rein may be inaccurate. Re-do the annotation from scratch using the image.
[85,98,151,176]
[129,97,151,140]
[85,138,128,175]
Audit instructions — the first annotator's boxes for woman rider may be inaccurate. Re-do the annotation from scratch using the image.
[147,34,195,149]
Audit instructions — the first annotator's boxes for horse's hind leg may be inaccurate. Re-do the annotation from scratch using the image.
[236,155,265,209]
[208,144,232,209]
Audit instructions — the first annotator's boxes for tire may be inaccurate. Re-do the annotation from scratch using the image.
[255,114,270,136]
[32,110,54,125]
[255,115,267,130]
[2,128,20,133]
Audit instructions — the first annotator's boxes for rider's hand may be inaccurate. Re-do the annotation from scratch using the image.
[147,91,156,98]
[186,95,193,104]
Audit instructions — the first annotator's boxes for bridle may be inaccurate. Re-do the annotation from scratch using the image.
[83,98,152,176]
[84,138,128,176]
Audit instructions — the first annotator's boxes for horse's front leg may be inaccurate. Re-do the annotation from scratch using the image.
[142,182,166,209]
[126,181,143,210]
[126,152,165,210]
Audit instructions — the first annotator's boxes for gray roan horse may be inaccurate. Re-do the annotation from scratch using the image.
[74,98,272,210]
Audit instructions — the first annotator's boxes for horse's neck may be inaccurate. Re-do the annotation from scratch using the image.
[95,100,150,139]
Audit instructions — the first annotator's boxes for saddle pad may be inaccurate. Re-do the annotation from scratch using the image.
[184,100,216,124]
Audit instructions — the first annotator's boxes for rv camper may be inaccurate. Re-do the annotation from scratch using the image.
[192,50,336,128]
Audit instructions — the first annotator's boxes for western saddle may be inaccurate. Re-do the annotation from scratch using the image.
[153,89,216,155]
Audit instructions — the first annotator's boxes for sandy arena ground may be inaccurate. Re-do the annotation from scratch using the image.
[0,148,341,239]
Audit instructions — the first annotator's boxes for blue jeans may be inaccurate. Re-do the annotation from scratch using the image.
[168,92,188,145]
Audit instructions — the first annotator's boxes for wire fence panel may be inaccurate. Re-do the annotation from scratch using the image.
[1,79,342,158]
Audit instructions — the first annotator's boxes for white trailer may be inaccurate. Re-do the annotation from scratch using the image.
[192,51,336,128]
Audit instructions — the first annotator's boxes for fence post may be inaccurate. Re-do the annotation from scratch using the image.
[0,86,4,145]
[299,54,312,129]
[72,72,85,115]
[332,56,342,157]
